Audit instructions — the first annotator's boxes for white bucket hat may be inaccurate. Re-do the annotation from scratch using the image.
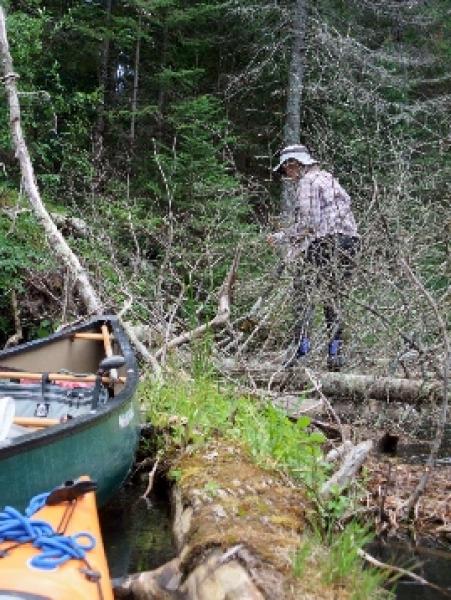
[273,144,318,173]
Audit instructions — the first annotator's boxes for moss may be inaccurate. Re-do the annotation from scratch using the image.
[172,439,309,575]
[168,437,393,599]
[143,375,392,599]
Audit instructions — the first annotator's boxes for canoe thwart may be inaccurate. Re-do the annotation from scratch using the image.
[0,370,125,384]
[73,332,115,341]
[14,416,62,428]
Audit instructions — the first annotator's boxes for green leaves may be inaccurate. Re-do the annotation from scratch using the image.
[0,207,49,292]
[141,373,326,486]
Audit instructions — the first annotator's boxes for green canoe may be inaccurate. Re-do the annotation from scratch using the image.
[0,315,140,511]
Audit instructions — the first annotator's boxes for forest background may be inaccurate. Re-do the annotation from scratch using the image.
[0,0,449,378]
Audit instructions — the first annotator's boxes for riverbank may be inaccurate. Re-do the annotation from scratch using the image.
[115,369,393,599]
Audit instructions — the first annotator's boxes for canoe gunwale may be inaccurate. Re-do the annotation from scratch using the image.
[0,315,139,460]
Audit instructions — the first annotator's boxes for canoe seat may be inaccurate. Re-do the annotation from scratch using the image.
[0,380,109,420]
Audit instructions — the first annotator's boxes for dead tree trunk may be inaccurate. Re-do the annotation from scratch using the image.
[219,359,445,404]
[130,14,141,146]
[94,0,112,159]
[0,7,103,315]
[281,0,309,219]
[283,0,308,147]
[318,371,444,403]
[321,440,373,496]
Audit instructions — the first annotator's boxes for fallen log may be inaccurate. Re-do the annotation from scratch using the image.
[318,372,442,404]
[114,440,299,599]
[113,438,397,600]
[219,358,444,404]
[321,440,373,497]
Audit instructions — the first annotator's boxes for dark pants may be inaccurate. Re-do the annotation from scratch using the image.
[293,234,360,345]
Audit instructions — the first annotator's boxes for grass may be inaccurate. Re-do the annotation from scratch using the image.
[140,371,327,488]
[292,524,393,599]
[139,346,393,599]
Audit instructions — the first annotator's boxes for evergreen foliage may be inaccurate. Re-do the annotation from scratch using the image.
[0,0,448,359]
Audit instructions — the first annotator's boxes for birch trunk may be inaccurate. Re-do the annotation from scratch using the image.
[0,7,103,315]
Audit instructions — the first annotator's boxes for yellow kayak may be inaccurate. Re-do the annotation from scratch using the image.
[0,476,113,600]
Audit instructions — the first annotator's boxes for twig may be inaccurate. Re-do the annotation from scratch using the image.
[154,247,241,358]
[357,547,451,598]
[401,258,450,517]
[160,283,186,366]
[304,367,346,442]
[141,455,161,501]
[379,461,391,525]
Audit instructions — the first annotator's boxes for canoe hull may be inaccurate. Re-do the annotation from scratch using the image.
[0,316,140,511]
[0,397,139,511]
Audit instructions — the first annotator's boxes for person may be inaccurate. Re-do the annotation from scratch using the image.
[267,144,360,370]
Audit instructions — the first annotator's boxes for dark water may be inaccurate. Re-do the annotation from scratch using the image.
[98,461,450,598]
[99,479,175,579]
[373,419,451,599]
[368,542,451,599]
[397,422,451,466]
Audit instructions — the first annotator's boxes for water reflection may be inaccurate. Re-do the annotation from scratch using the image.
[368,542,451,599]
[99,480,175,578]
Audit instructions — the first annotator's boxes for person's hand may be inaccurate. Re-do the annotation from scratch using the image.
[266,234,276,246]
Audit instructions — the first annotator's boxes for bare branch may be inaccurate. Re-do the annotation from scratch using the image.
[0,8,103,315]
[155,248,241,358]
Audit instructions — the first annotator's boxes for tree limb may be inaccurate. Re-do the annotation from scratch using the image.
[154,248,241,358]
[0,8,103,315]
[357,547,451,598]
[401,258,450,516]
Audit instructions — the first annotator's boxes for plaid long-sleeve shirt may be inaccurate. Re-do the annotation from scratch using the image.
[272,167,358,254]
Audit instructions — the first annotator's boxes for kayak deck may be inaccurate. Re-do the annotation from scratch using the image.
[0,477,114,600]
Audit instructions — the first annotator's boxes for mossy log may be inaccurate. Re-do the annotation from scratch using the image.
[114,440,354,600]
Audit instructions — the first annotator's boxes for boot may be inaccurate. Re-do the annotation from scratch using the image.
[296,336,311,357]
[327,338,344,371]
[284,336,310,368]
